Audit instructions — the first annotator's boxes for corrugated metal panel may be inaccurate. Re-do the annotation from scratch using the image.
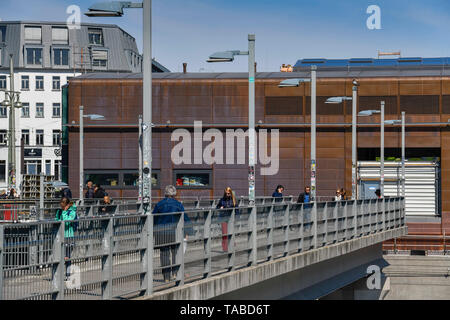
[358,161,439,216]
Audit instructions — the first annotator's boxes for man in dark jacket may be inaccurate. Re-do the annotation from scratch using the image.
[98,196,116,215]
[297,186,313,204]
[152,185,192,282]
[297,186,313,231]
[85,180,95,199]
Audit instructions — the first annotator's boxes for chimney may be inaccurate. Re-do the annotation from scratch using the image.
[183,63,187,74]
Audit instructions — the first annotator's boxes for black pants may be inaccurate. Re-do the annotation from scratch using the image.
[155,230,176,281]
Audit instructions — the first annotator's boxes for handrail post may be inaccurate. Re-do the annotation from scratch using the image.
[228,209,236,271]
[102,217,113,300]
[204,210,212,278]
[353,200,358,239]
[145,213,154,295]
[267,205,274,260]
[283,204,289,256]
[0,225,3,300]
[250,206,257,266]
[53,221,65,300]
[176,212,185,285]
[313,202,318,249]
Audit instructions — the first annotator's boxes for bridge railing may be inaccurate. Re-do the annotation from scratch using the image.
[0,197,405,300]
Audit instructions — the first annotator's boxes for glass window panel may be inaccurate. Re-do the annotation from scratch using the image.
[85,173,120,187]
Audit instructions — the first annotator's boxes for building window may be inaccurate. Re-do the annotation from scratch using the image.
[88,28,104,46]
[25,160,42,175]
[21,75,29,90]
[45,160,51,176]
[52,27,68,45]
[174,170,212,188]
[0,160,5,182]
[22,130,30,146]
[36,129,44,146]
[84,170,160,189]
[53,49,69,66]
[0,105,6,118]
[54,160,61,180]
[26,48,43,66]
[21,103,30,118]
[24,26,42,44]
[85,172,119,187]
[53,130,61,146]
[0,130,7,145]
[35,76,44,90]
[0,75,6,89]
[36,103,44,118]
[52,103,60,117]
[0,26,6,43]
[52,76,60,90]
[92,50,108,68]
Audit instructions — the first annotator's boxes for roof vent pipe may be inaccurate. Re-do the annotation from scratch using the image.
[183,63,187,74]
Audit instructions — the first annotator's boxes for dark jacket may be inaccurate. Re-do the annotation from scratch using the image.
[152,198,192,233]
[272,191,283,198]
[272,191,283,203]
[98,200,117,215]
[94,188,107,199]
[297,192,313,204]
[85,188,95,199]
[61,188,72,199]
[216,197,240,216]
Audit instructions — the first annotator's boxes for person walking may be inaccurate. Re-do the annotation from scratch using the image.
[93,185,107,199]
[272,185,284,203]
[216,187,239,252]
[297,186,313,204]
[55,197,78,278]
[297,186,314,231]
[152,185,192,283]
[85,180,95,199]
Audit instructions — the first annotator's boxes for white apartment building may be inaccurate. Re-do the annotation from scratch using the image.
[0,21,169,193]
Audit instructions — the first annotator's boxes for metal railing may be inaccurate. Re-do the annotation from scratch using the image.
[0,197,405,300]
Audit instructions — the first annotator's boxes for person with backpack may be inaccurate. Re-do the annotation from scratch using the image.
[55,197,78,278]
[152,185,193,282]
[216,187,239,252]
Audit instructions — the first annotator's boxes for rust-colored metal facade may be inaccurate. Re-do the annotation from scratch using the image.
[67,74,450,244]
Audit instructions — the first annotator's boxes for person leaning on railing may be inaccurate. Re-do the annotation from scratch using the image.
[152,185,193,283]
[55,197,78,278]
[216,187,239,252]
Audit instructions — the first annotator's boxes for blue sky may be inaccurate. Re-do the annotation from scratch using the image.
[1,0,449,72]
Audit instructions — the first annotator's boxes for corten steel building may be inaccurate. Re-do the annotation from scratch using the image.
[65,57,450,249]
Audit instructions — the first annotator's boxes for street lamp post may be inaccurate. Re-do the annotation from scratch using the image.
[2,54,22,192]
[380,101,385,197]
[278,68,317,198]
[207,34,256,205]
[310,66,317,201]
[79,105,105,203]
[326,86,358,199]
[85,0,152,212]
[385,113,406,198]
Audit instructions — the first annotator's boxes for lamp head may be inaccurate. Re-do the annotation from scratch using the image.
[85,1,131,17]
[207,50,240,63]
[358,110,381,117]
[278,78,310,87]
